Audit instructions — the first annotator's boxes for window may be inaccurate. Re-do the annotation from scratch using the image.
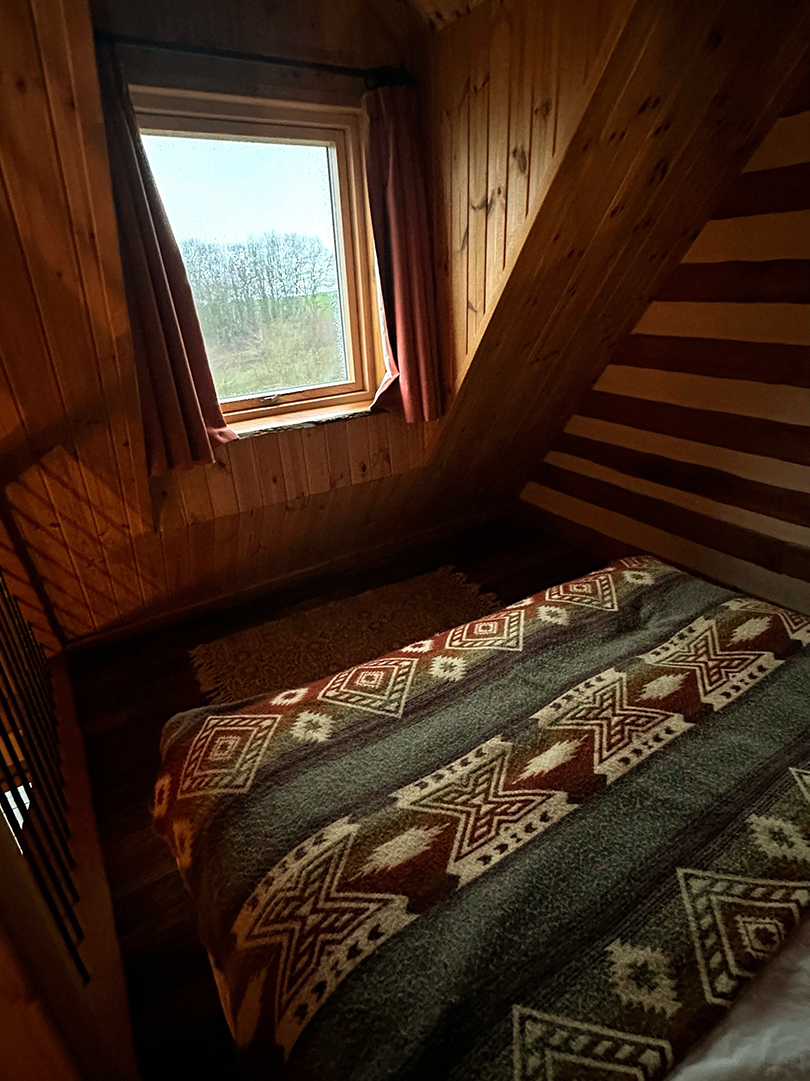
[132,87,382,424]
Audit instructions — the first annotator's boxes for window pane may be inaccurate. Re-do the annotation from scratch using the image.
[141,134,350,400]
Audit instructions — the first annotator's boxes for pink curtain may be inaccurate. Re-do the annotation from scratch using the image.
[96,47,237,476]
[363,86,443,423]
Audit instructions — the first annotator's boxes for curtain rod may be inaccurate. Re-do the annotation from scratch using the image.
[93,31,413,89]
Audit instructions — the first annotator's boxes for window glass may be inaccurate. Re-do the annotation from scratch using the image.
[141,134,350,402]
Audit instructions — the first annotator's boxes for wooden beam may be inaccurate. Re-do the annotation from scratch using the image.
[612,335,810,386]
[712,162,810,218]
[577,390,810,466]
[534,461,810,582]
[554,431,810,527]
[655,259,810,304]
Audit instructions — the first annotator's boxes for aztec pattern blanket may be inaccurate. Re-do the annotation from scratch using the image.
[153,556,810,1080]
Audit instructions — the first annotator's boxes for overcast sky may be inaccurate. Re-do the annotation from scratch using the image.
[141,134,337,249]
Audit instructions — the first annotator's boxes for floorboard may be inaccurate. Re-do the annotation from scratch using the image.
[70,517,605,1080]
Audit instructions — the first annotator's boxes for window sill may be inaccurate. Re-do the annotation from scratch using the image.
[228,400,374,437]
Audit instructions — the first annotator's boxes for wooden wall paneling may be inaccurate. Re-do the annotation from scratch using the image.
[492,0,756,468]
[466,3,491,348]
[0,217,98,637]
[458,0,808,498]
[484,0,511,312]
[173,464,217,606]
[402,420,423,472]
[346,415,373,485]
[366,413,393,481]
[324,421,353,490]
[36,450,123,629]
[526,0,558,211]
[446,11,471,375]
[385,415,413,477]
[278,428,309,506]
[0,519,61,653]
[5,472,96,641]
[224,436,264,592]
[204,453,241,603]
[254,498,287,588]
[428,0,648,487]
[431,19,455,395]
[0,1,136,624]
[502,0,531,264]
[250,430,287,507]
[301,490,339,573]
[300,425,332,495]
[31,0,153,605]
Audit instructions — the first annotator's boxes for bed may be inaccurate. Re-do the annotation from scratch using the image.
[152,556,810,1079]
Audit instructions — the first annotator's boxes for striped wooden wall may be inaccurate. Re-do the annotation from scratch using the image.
[522,77,810,612]
[430,0,635,387]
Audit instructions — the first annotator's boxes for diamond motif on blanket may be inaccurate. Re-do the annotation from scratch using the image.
[512,1007,674,1080]
[445,609,524,651]
[545,570,618,611]
[318,657,417,717]
[178,714,282,797]
[725,597,810,642]
[748,814,810,864]
[606,940,680,1018]
[678,867,810,1006]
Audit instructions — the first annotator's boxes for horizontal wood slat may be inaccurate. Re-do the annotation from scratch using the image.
[712,161,810,219]
[535,461,810,583]
[656,259,810,304]
[577,391,810,466]
[555,431,810,527]
[612,335,810,386]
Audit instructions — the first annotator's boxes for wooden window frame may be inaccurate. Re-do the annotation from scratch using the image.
[131,86,383,424]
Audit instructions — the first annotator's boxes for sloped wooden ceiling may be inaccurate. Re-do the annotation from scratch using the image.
[423,0,810,529]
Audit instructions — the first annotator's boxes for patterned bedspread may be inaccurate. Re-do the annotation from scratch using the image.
[153,556,810,1080]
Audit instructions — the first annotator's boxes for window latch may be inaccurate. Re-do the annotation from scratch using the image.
[258,394,280,405]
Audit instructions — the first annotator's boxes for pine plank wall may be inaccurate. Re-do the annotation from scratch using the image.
[2,0,808,650]
[0,0,628,649]
[430,0,635,388]
[522,80,810,612]
[0,0,442,649]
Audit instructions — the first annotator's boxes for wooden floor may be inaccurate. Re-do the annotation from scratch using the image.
[70,518,605,1081]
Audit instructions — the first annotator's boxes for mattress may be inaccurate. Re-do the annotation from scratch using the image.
[152,556,810,1079]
